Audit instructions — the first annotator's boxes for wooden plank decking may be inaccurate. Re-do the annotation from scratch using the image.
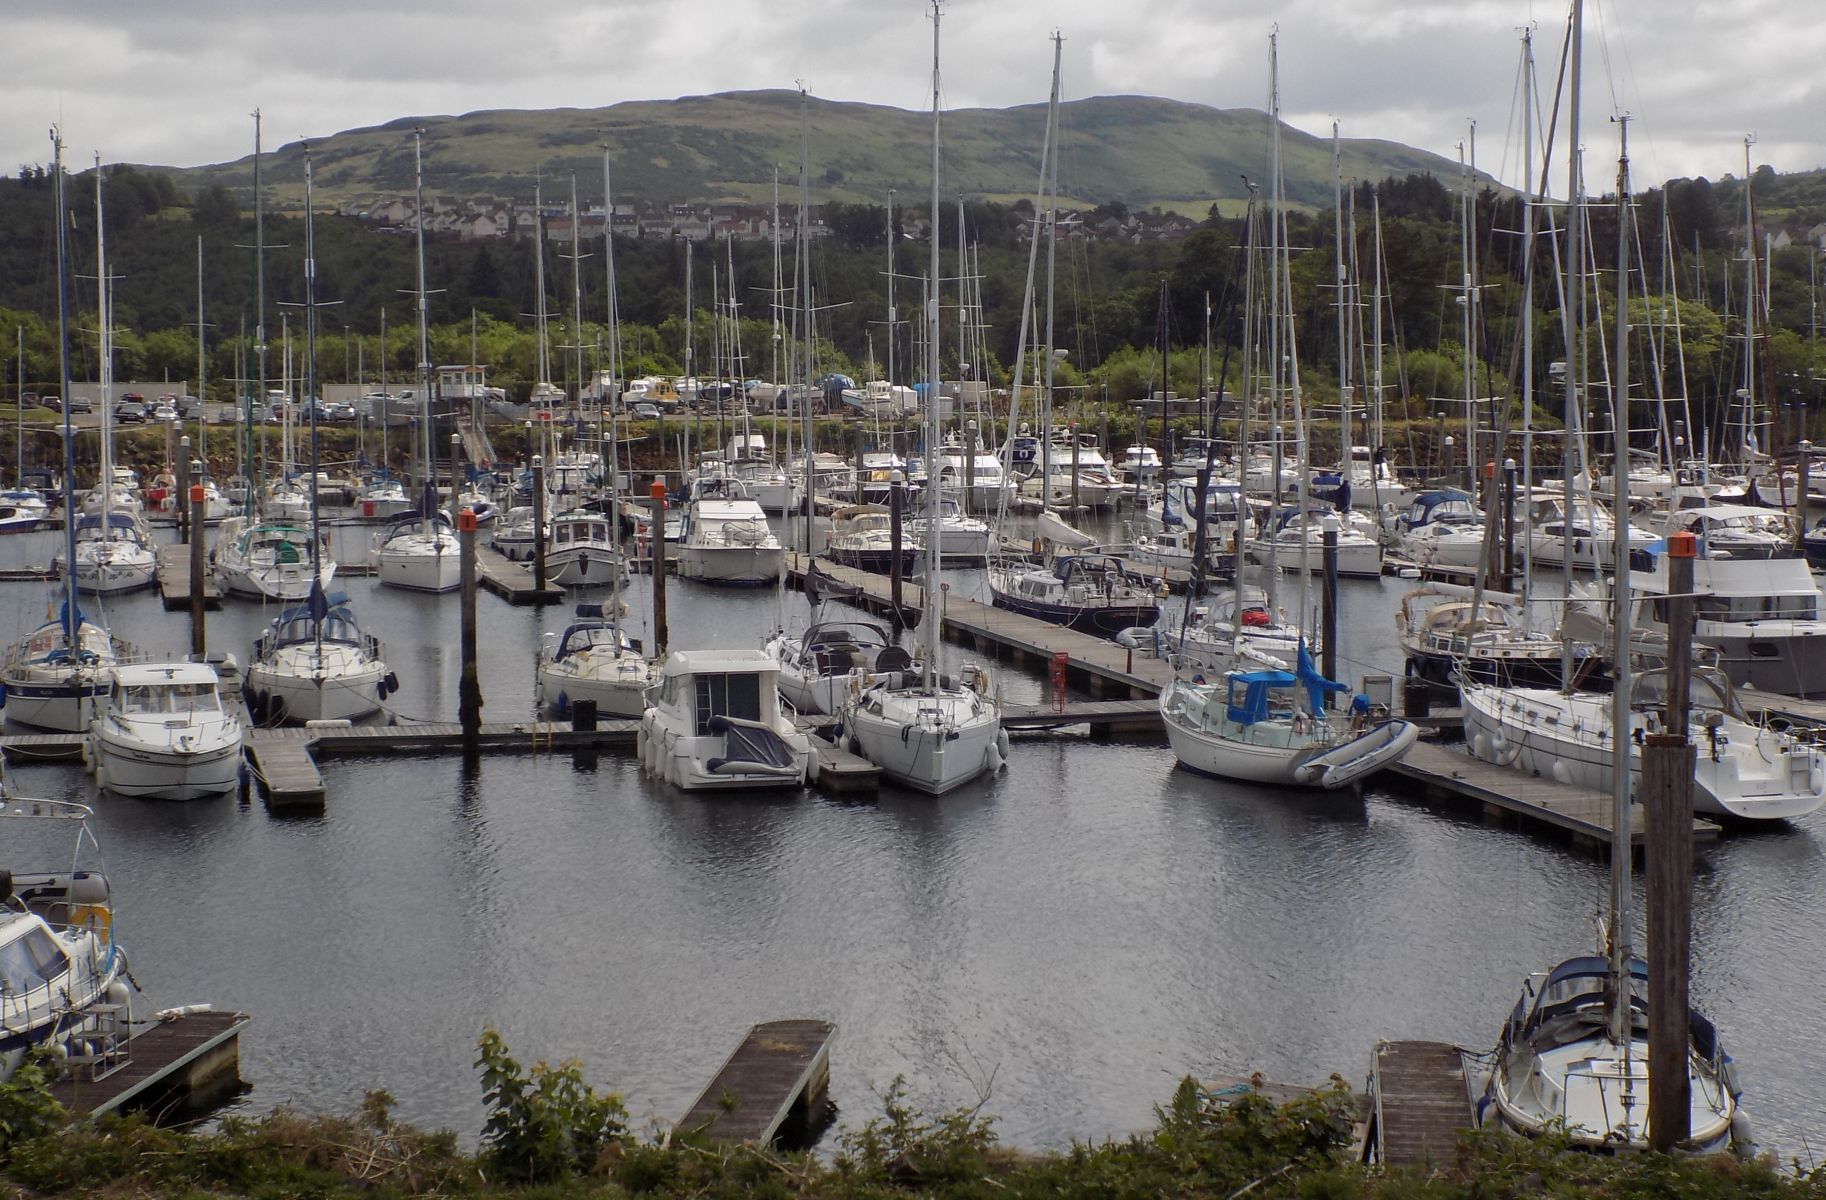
[677,1019,835,1146]
[243,735,324,807]
[475,544,565,605]
[1369,1040,1473,1168]
[155,544,221,611]
[50,1010,249,1119]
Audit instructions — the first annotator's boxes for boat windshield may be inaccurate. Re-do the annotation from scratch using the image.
[0,924,70,993]
[1630,668,1733,717]
[118,682,221,717]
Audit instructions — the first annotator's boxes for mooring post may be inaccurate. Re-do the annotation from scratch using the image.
[1646,528,1697,1152]
[176,437,191,543]
[449,432,462,516]
[889,470,905,632]
[458,506,482,750]
[189,476,207,658]
[1796,440,1812,555]
[964,418,978,513]
[650,479,668,657]
[853,428,866,506]
[1321,513,1339,695]
[532,454,548,592]
[1070,421,1081,514]
[1501,457,1518,592]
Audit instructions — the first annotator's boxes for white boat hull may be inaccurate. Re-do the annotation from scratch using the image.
[843,690,1004,794]
[676,545,784,586]
[89,726,243,799]
[537,661,653,719]
[376,546,461,593]
[246,655,385,723]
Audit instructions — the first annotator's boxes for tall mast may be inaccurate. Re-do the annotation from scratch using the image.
[886,188,897,388]
[1738,135,1758,464]
[1607,116,1635,1049]
[796,87,813,556]
[1519,28,1537,609]
[412,127,434,519]
[51,129,78,646]
[1265,30,1283,615]
[1558,0,1585,694]
[602,148,624,543]
[304,146,325,653]
[94,154,114,523]
[252,110,266,515]
[196,236,208,465]
[569,175,585,410]
[1333,120,1350,471]
[1040,30,1063,513]
[924,0,943,690]
[534,179,551,390]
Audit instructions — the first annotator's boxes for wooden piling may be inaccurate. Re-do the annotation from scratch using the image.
[649,480,668,656]
[188,479,206,658]
[1321,517,1339,689]
[532,455,548,592]
[889,472,905,632]
[1646,529,1697,1150]
[458,507,482,750]
[176,440,191,544]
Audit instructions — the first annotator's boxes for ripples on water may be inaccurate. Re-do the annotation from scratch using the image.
[1,520,1820,1153]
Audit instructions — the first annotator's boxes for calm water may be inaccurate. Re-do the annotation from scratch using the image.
[1,516,1820,1155]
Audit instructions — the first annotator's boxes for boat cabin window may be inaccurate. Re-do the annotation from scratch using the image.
[1695,594,1817,622]
[693,672,763,736]
[0,925,70,993]
[118,681,221,716]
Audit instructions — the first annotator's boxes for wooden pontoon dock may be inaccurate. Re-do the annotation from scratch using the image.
[49,1009,250,1120]
[677,1019,835,1146]
[1364,1040,1473,1168]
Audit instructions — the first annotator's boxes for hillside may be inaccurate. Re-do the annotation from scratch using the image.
[152,90,1476,212]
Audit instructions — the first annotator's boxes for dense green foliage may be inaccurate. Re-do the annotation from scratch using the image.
[0,1032,1821,1199]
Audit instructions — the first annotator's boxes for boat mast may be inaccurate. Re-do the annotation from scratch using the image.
[251,110,266,517]
[886,188,897,391]
[412,127,434,522]
[1737,136,1758,466]
[94,155,115,531]
[602,147,625,581]
[796,87,813,557]
[1607,117,1636,1051]
[1519,28,1537,610]
[196,237,207,467]
[1264,32,1284,617]
[1333,121,1350,473]
[923,0,943,691]
[51,129,78,647]
[303,147,325,656]
[1040,29,1062,514]
[1558,0,1585,695]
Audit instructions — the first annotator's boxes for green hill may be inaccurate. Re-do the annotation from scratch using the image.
[151,90,1477,212]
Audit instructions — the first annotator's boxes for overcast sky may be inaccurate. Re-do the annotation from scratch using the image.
[4,0,1821,193]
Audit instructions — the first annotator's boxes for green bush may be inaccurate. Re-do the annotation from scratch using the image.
[476,1028,628,1183]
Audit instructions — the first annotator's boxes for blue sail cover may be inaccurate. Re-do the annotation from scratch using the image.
[1295,639,1347,715]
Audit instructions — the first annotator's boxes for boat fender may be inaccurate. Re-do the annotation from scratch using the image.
[996,729,1010,760]
[635,727,649,772]
[0,682,7,707]
[806,751,820,786]
[383,672,399,693]
[1731,1109,1756,1155]
[1551,760,1572,786]
[92,760,106,792]
[984,740,1002,773]
[1471,731,1491,761]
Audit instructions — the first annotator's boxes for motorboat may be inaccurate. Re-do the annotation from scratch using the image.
[675,478,784,586]
[1523,492,1655,571]
[764,619,909,716]
[987,551,1161,637]
[55,512,157,595]
[912,494,992,561]
[1460,666,1826,822]
[637,649,813,791]
[537,604,657,718]
[86,662,244,800]
[490,505,545,561]
[244,591,393,723]
[211,517,335,602]
[0,796,133,1082]
[1159,657,1417,788]
[1392,489,1486,572]
[824,505,916,575]
[544,511,624,589]
[0,490,46,533]
[1629,548,1826,698]
[356,474,415,521]
[933,429,1008,511]
[372,512,461,593]
[1646,502,1793,560]
[1116,443,1164,485]
[1246,506,1382,578]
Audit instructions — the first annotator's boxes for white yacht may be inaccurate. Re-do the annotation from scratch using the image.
[824,505,914,575]
[1630,550,1826,698]
[1392,489,1486,572]
[372,513,461,593]
[212,517,334,602]
[0,797,133,1082]
[56,512,157,595]
[764,619,908,716]
[637,649,813,791]
[245,594,392,723]
[675,479,783,586]
[0,609,135,732]
[933,429,1008,511]
[356,474,415,521]
[490,505,544,562]
[1647,502,1792,560]
[86,662,244,800]
[1524,492,1656,570]
[537,604,657,719]
[913,495,991,562]
[1245,507,1383,578]
[1460,667,1826,822]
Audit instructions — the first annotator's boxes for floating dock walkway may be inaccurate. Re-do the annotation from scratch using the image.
[475,544,565,605]
[155,544,221,610]
[1365,1040,1473,1168]
[49,1009,249,1120]
[677,1019,835,1146]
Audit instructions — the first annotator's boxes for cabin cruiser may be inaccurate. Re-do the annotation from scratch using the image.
[212,517,335,602]
[1460,665,1826,822]
[0,797,133,1082]
[675,477,783,586]
[86,662,244,800]
[1018,433,1118,509]
[372,512,461,593]
[1524,492,1656,571]
[637,649,814,791]
[544,511,624,589]
[987,551,1160,637]
[245,593,392,723]
[912,495,991,561]
[1116,443,1163,485]
[764,619,908,716]
[1630,549,1826,698]
[824,505,915,575]
[1142,475,1252,545]
[1646,503,1792,560]
[933,429,1008,511]
[356,474,415,521]
[0,490,47,532]
[55,512,156,595]
[1392,489,1486,572]
[490,505,545,561]
[537,604,657,718]
[1245,507,1382,578]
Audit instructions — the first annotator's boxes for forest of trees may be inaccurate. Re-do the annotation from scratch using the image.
[1,161,1823,452]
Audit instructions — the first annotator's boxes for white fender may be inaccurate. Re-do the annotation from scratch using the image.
[1551,760,1572,786]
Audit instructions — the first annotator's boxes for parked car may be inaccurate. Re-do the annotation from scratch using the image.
[37,394,59,412]
[113,397,148,423]
[325,402,357,423]
[151,400,179,422]
[68,395,93,414]
[632,402,661,420]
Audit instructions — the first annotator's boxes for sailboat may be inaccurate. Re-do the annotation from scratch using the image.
[1,132,140,733]
[1159,34,1417,791]
[245,149,393,724]
[57,159,156,596]
[839,3,1005,796]
[1473,33,1747,1142]
[372,129,461,594]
